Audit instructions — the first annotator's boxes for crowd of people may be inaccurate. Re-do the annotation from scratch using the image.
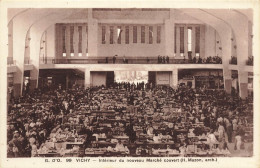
[157,55,170,64]
[103,55,222,64]
[7,82,253,157]
[190,56,222,64]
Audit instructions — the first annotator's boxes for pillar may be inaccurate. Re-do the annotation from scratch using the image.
[200,25,205,58]
[88,9,98,57]
[29,69,38,92]
[192,26,196,58]
[171,69,178,89]
[164,9,175,57]
[238,70,248,99]
[223,69,232,94]
[46,25,55,60]
[85,69,91,89]
[129,25,133,44]
[145,26,149,44]
[8,20,13,59]
[176,26,180,57]
[137,25,141,44]
[30,25,45,92]
[220,25,233,94]
[114,26,117,44]
[248,21,253,59]
[153,25,157,44]
[184,25,188,58]
[121,25,125,44]
[24,30,30,63]
[82,25,88,57]
[12,20,27,97]
[13,80,22,98]
[65,25,71,58]
[73,25,79,57]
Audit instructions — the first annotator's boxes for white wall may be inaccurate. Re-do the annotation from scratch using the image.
[46,25,55,58]
[204,25,223,58]
[93,10,170,20]
[91,71,106,86]
[8,20,13,58]
[204,25,216,57]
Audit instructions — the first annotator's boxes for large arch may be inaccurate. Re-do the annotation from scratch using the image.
[11,9,57,97]
[29,9,84,90]
[204,9,251,98]
[181,9,233,94]
[10,9,81,96]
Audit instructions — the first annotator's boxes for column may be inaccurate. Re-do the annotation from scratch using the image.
[88,9,98,57]
[24,31,30,62]
[45,30,48,63]
[105,25,110,45]
[73,25,79,57]
[129,25,133,44]
[192,26,196,58]
[121,25,125,44]
[29,30,40,91]
[85,69,91,89]
[114,26,117,44]
[137,25,141,43]
[165,9,175,57]
[176,26,180,57]
[171,69,178,89]
[82,25,87,57]
[238,70,248,99]
[248,21,252,59]
[154,25,157,44]
[88,21,98,56]
[65,25,71,58]
[145,26,149,44]
[221,27,233,94]
[223,70,232,94]
[8,20,13,59]
[12,20,27,97]
[30,69,38,92]
[184,25,188,58]
[199,25,205,58]
[29,27,44,92]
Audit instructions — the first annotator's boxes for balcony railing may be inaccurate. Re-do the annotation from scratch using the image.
[40,56,223,65]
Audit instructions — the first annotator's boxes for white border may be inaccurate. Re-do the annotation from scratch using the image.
[0,1,259,168]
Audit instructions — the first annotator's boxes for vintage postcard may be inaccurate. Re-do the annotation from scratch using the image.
[0,0,259,168]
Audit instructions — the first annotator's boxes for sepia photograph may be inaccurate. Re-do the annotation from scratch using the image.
[0,1,259,168]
